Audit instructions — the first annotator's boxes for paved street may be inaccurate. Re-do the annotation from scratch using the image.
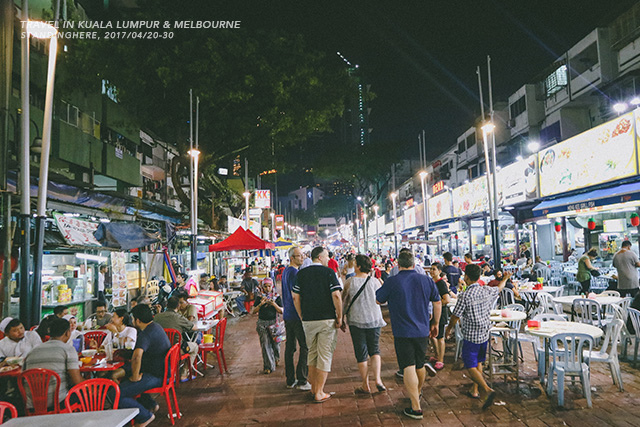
[153,308,640,427]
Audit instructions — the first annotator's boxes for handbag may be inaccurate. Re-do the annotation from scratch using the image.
[590,269,601,277]
[268,318,286,343]
[345,276,372,317]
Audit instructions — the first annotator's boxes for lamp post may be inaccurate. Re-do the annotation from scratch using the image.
[419,171,429,257]
[29,20,58,326]
[270,212,275,241]
[373,205,380,255]
[189,148,200,270]
[363,210,368,253]
[391,192,398,257]
[243,191,251,231]
[482,122,500,267]
[284,222,288,239]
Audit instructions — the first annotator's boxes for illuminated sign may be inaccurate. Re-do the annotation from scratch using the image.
[254,190,271,209]
[432,181,445,195]
[539,112,636,197]
[275,215,284,230]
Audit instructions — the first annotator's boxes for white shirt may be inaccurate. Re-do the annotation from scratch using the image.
[300,258,313,269]
[112,326,137,349]
[98,272,105,292]
[0,331,42,358]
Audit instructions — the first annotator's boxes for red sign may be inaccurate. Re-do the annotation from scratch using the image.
[432,181,445,195]
[275,215,284,230]
[405,198,414,208]
[432,160,442,169]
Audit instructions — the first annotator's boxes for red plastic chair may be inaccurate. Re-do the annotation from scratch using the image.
[0,331,4,340]
[29,325,37,331]
[18,368,61,416]
[138,344,181,425]
[164,328,194,384]
[64,378,119,413]
[84,331,108,349]
[0,401,18,424]
[198,317,227,375]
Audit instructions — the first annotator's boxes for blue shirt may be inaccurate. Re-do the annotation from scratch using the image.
[281,266,300,321]
[443,264,462,294]
[376,269,440,338]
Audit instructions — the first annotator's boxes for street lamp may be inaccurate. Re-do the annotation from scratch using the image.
[390,192,399,257]
[373,205,380,255]
[363,210,368,253]
[482,122,501,267]
[613,102,628,116]
[355,219,360,252]
[243,192,251,231]
[270,212,276,241]
[188,148,201,270]
[527,141,540,153]
[30,20,59,326]
[284,222,289,239]
[419,171,429,256]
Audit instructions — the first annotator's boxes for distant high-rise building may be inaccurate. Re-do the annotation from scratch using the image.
[337,52,372,146]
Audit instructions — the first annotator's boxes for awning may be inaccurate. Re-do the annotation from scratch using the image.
[208,227,274,252]
[93,223,161,250]
[532,181,640,217]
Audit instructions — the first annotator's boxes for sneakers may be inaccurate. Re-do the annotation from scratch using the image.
[296,382,312,391]
[395,370,404,378]
[287,380,298,389]
[424,363,437,377]
[403,407,423,420]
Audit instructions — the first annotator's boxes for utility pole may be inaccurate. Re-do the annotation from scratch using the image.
[487,55,501,269]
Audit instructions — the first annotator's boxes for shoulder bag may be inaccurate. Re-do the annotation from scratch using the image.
[345,276,372,317]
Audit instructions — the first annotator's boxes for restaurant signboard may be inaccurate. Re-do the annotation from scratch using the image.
[538,112,637,197]
[428,191,453,223]
[452,177,489,217]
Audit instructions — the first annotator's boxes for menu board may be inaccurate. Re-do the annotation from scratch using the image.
[452,177,489,217]
[497,155,537,206]
[428,191,453,223]
[539,112,637,197]
[110,252,128,307]
[403,207,417,230]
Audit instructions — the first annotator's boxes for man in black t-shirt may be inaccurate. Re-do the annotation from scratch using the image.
[118,304,171,426]
[443,252,462,294]
[292,246,343,403]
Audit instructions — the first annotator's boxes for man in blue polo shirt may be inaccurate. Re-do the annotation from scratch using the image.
[281,246,310,390]
[376,250,441,420]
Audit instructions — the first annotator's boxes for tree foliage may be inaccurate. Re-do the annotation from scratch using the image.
[58,0,353,222]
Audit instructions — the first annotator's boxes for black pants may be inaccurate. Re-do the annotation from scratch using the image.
[620,288,639,298]
[580,279,591,295]
[284,320,308,386]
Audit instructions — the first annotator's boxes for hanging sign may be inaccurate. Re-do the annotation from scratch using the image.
[54,213,101,247]
[275,215,285,230]
[255,190,271,209]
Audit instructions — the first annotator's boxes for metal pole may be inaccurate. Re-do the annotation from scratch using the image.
[32,35,58,325]
[374,206,380,255]
[392,195,398,258]
[422,130,427,170]
[363,210,368,253]
[420,173,429,249]
[189,90,197,271]
[244,158,249,231]
[19,0,31,326]
[487,55,501,269]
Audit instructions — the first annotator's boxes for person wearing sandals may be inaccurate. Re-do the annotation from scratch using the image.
[428,263,452,371]
[341,254,387,394]
[252,278,283,374]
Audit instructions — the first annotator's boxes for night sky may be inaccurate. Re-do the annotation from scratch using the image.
[228,0,639,159]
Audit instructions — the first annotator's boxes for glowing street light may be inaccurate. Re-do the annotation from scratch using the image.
[613,102,628,115]
[527,141,540,153]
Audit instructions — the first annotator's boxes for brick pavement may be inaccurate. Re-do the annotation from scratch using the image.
[151,309,640,427]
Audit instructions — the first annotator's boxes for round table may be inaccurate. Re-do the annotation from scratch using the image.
[519,286,563,314]
[490,310,527,322]
[553,295,622,309]
[525,320,603,387]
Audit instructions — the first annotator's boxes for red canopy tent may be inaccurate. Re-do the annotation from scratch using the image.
[208,227,275,252]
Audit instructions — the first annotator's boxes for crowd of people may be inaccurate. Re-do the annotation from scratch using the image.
[0,277,205,426]
[238,245,516,420]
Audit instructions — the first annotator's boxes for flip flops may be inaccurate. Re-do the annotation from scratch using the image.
[465,391,480,399]
[482,391,496,410]
[354,387,371,395]
[314,393,333,403]
[376,384,387,392]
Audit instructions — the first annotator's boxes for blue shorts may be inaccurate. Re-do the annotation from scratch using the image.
[461,340,488,369]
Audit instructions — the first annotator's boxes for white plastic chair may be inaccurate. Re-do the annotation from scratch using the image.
[584,319,624,392]
[626,308,640,366]
[531,314,567,378]
[454,322,463,362]
[590,276,609,293]
[572,298,602,328]
[601,290,620,297]
[537,292,566,317]
[499,288,516,308]
[547,332,594,408]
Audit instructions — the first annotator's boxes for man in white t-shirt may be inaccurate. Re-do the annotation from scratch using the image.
[98,265,107,303]
[0,318,42,358]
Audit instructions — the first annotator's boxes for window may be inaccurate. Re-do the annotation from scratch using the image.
[509,95,527,119]
[571,43,599,77]
[545,65,568,97]
[470,165,478,178]
[466,134,476,150]
[458,141,466,153]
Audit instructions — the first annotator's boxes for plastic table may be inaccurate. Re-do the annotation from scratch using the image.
[525,320,603,388]
[3,408,139,427]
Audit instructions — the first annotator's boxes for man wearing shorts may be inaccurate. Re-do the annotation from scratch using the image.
[292,246,343,403]
[445,263,504,410]
[376,250,441,420]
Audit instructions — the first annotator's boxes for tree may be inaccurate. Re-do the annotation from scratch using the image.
[314,196,353,223]
[58,0,353,221]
